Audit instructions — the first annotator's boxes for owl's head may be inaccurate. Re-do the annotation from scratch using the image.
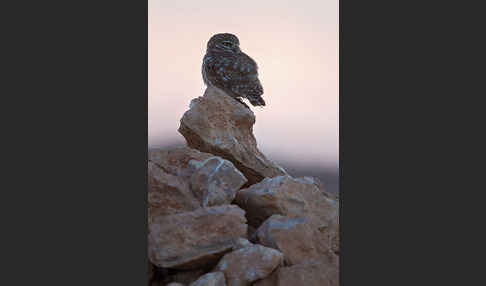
[206,33,241,54]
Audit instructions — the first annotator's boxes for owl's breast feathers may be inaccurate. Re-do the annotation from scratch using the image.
[202,52,264,105]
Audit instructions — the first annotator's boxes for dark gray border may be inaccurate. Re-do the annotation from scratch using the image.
[338,0,476,284]
[2,0,148,285]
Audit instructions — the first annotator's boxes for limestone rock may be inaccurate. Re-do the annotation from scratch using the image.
[178,86,287,185]
[254,215,319,265]
[190,157,247,207]
[214,244,283,286]
[189,272,226,286]
[148,161,200,219]
[234,175,338,228]
[253,259,338,286]
[149,147,213,179]
[149,147,248,218]
[232,238,252,250]
[295,176,337,200]
[293,177,340,255]
[234,175,339,254]
[276,261,338,286]
[251,270,278,286]
[148,205,248,269]
[324,214,339,255]
[247,225,257,241]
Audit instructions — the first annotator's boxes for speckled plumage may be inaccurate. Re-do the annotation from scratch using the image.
[202,33,265,107]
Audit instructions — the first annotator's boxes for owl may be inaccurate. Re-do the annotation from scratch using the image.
[202,33,265,107]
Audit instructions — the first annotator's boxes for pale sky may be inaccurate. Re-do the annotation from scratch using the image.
[148,0,339,169]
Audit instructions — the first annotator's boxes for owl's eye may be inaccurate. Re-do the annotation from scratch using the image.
[222,42,233,47]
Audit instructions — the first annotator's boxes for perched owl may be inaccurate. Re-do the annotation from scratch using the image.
[202,33,265,107]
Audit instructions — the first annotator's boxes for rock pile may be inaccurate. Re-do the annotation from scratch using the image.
[149,86,339,286]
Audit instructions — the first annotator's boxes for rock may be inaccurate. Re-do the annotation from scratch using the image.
[149,147,213,179]
[189,272,226,286]
[148,161,200,219]
[166,283,184,286]
[149,148,248,217]
[323,214,339,255]
[247,225,257,241]
[276,261,338,286]
[167,268,207,286]
[295,176,337,200]
[178,86,287,185]
[190,157,247,207]
[251,270,278,286]
[214,244,283,286]
[148,205,247,269]
[232,238,252,250]
[293,177,340,256]
[234,175,339,255]
[254,215,319,265]
[234,175,338,228]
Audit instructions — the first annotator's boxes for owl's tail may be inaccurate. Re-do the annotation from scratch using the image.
[249,96,266,107]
